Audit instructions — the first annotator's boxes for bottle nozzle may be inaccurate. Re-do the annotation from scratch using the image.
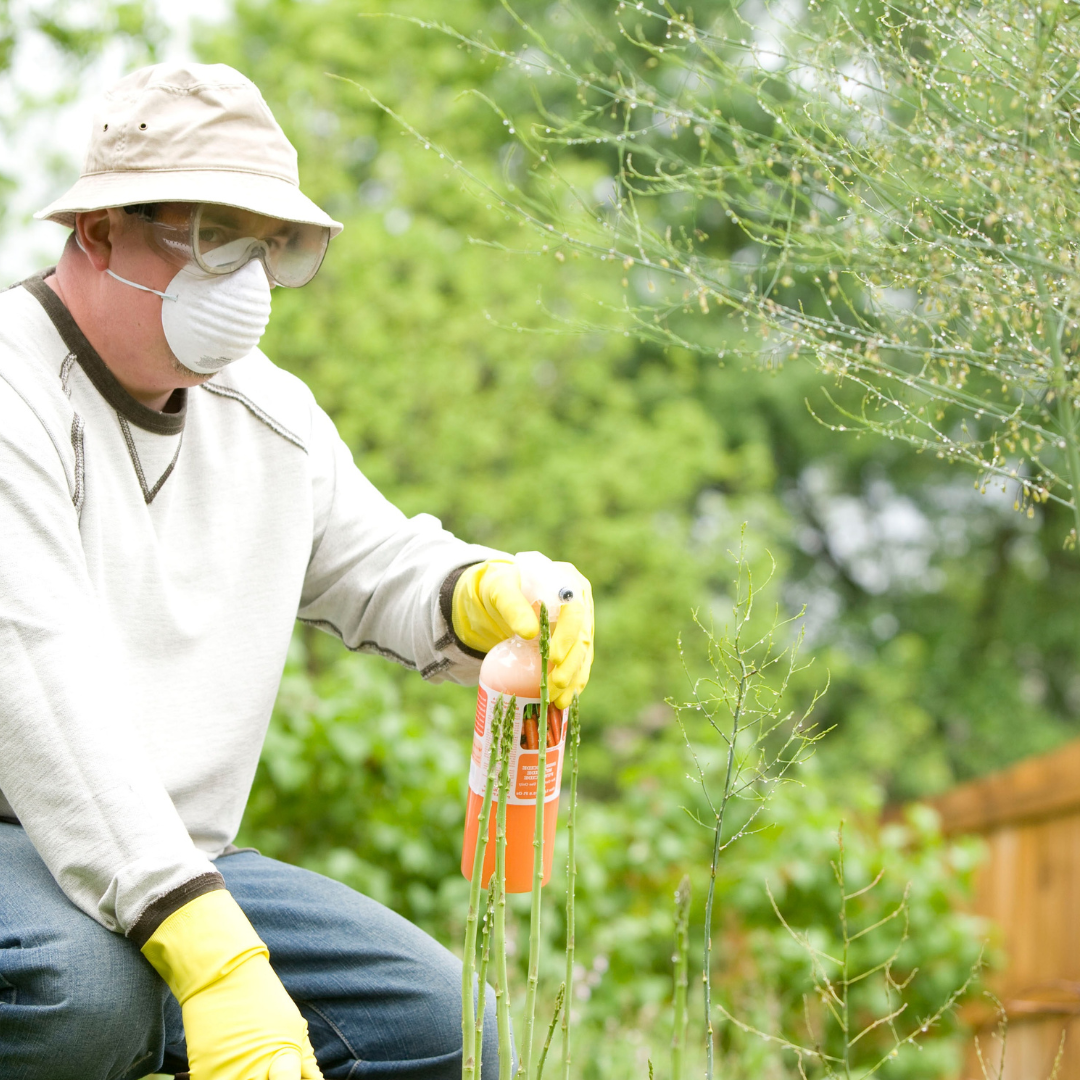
[514,551,577,621]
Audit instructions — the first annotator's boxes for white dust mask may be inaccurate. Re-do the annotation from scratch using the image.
[106,249,272,376]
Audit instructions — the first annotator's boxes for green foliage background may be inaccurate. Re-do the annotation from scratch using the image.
[194,2,1001,1071]
[5,0,1074,1074]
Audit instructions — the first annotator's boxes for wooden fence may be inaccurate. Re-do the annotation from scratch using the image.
[931,737,1080,1079]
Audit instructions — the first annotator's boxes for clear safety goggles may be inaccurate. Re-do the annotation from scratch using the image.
[129,203,330,287]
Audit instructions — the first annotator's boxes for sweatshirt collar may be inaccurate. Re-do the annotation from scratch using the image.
[22,270,186,436]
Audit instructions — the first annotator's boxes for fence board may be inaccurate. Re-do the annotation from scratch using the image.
[935,739,1080,836]
[930,738,1080,1080]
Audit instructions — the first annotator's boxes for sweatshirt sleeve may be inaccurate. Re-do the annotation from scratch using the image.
[0,377,222,939]
[298,402,506,683]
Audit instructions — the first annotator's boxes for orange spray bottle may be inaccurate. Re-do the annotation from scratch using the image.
[461,552,577,892]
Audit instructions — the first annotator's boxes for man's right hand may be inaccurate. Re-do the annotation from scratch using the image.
[452,558,594,708]
[140,889,322,1080]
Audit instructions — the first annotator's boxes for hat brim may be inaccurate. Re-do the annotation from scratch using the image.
[35,168,343,237]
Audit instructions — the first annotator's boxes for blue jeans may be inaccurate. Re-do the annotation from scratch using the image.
[0,824,502,1079]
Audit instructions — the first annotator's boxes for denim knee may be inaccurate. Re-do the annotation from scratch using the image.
[0,912,170,1080]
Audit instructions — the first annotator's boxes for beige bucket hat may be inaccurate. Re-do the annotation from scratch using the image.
[36,62,343,236]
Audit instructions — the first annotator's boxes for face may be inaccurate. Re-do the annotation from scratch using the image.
[62,206,261,408]
[73,203,285,391]
[66,202,326,407]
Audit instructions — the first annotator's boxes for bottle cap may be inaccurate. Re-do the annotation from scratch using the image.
[514,551,577,621]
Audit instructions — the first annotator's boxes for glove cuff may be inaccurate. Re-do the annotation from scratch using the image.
[440,563,486,659]
[140,888,269,1005]
[450,562,485,650]
[451,559,514,653]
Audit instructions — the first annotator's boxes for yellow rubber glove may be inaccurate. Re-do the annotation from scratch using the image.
[452,559,594,709]
[548,568,594,710]
[140,889,322,1080]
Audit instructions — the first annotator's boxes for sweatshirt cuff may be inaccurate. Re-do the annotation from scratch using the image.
[127,870,226,948]
[439,563,487,662]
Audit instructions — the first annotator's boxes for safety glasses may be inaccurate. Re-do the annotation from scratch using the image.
[133,203,330,287]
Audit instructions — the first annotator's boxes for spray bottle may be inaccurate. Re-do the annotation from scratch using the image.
[461,551,577,892]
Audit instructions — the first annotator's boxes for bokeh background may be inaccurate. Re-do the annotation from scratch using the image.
[6,2,1076,1075]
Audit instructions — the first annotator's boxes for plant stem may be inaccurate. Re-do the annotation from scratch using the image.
[703,818,722,1080]
[475,885,495,1068]
[494,696,516,1080]
[520,605,551,1079]
[837,827,851,1078]
[536,983,565,1080]
[464,696,506,1080]
[704,667,746,1080]
[561,695,580,1080]
[671,875,691,1080]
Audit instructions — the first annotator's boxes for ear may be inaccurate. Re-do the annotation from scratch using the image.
[73,210,113,272]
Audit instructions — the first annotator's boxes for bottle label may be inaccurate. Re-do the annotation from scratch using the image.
[469,681,567,806]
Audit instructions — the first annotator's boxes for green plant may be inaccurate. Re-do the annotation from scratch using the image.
[495,695,516,1080]
[666,545,989,1076]
[463,694,511,1080]
[537,982,566,1080]
[235,602,984,1079]
[670,876,691,1080]
[521,609,555,1078]
[972,998,1066,1080]
[656,540,983,1077]
[669,542,827,1079]
[562,697,581,1080]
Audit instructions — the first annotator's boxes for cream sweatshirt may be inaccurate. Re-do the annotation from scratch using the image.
[0,274,497,943]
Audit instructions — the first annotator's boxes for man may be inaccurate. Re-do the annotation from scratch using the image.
[0,63,593,1080]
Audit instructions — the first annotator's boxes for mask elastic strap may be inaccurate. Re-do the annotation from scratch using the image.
[73,229,180,301]
[105,268,179,302]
